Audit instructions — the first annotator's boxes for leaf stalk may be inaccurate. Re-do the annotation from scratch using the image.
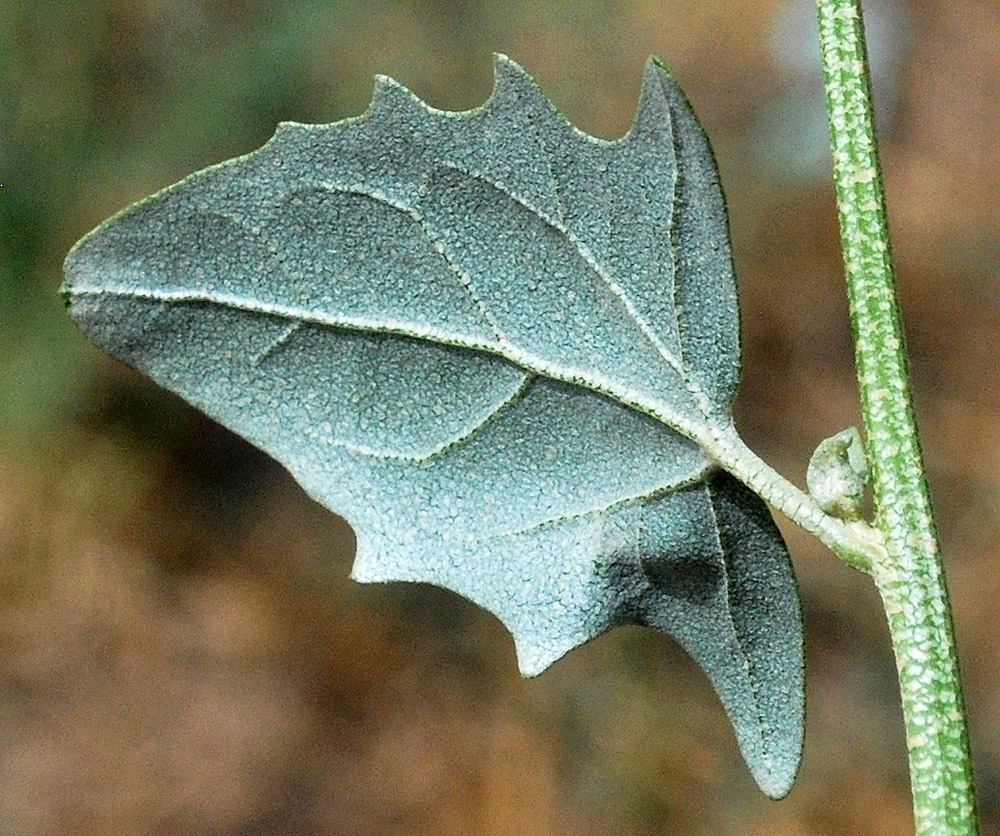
[708,424,881,573]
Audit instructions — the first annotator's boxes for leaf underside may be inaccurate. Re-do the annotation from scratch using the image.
[63,54,803,797]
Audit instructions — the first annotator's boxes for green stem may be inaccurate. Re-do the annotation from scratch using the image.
[815,0,978,833]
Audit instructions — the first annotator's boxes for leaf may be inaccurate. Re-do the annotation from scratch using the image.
[62,55,803,798]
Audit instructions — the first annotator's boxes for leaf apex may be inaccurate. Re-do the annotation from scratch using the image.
[638,56,675,100]
[514,654,548,679]
[511,635,565,679]
[645,54,672,74]
[757,773,796,801]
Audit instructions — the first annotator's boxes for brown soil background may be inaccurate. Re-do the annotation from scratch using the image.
[2,1,1000,834]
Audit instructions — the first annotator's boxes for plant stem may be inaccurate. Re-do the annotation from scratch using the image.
[815,0,978,833]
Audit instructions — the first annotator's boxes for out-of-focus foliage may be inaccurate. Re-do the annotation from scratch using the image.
[3,1,1000,834]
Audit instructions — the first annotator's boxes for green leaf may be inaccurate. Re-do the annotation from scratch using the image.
[62,55,803,797]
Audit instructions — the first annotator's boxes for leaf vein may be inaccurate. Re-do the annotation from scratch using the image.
[250,319,303,366]
[309,181,515,347]
[306,372,534,463]
[436,160,688,380]
[66,284,705,443]
[493,465,714,541]
[705,483,772,773]
[666,116,720,423]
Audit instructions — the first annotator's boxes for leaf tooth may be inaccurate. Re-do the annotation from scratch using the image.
[625,57,677,143]
[272,120,307,140]
[490,52,533,94]
[490,53,563,124]
[367,73,427,119]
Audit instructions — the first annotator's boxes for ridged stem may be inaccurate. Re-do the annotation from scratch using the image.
[815,0,978,832]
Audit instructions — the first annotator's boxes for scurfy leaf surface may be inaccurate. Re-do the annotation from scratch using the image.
[63,55,803,797]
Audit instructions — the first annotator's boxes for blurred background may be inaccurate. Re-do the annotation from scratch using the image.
[2,0,999,833]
